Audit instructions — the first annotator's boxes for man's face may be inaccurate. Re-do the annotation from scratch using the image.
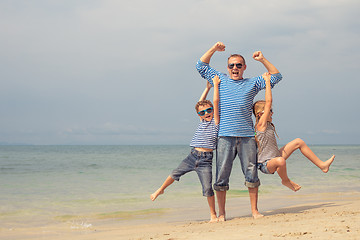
[227,56,246,80]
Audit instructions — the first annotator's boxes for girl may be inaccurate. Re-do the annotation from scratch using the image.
[253,72,335,191]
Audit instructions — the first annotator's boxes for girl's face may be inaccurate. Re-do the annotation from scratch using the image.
[259,108,273,122]
[268,109,273,122]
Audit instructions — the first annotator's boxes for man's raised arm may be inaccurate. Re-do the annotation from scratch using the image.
[200,42,226,64]
[252,51,279,74]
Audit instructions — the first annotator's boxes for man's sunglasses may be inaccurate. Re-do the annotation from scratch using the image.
[198,107,213,116]
[228,63,243,69]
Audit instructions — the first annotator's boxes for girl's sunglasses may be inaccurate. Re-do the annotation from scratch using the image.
[228,63,243,69]
[198,107,213,116]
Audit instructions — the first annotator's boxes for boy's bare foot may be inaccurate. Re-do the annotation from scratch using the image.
[252,211,264,219]
[282,179,301,192]
[321,155,335,173]
[218,215,226,222]
[150,188,164,201]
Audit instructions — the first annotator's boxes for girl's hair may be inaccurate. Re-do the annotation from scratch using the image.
[252,100,279,153]
[195,100,213,112]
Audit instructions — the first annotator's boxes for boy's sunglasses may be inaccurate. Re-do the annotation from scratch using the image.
[228,63,243,69]
[198,107,213,116]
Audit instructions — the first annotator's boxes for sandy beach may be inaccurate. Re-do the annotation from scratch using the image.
[1,191,359,240]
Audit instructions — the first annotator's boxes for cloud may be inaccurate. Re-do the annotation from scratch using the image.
[0,0,359,145]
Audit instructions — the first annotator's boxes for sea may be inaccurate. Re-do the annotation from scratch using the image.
[0,145,359,229]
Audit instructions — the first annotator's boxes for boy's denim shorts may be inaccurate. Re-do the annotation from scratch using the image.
[171,148,214,197]
[214,136,260,191]
[257,160,274,174]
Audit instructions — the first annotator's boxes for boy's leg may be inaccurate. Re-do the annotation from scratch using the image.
[238,137,262,218]
[150,176,174,201]
[207,195,217,222]
[196,151,217,222]
[214,137,237,221]
[279,138,335,172]
[151,152,195,201]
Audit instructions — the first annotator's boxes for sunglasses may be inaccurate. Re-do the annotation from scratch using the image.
[198,107,213,116]
[228,63,243,69]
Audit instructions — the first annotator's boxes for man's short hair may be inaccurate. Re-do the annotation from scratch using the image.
[228,54,246,65]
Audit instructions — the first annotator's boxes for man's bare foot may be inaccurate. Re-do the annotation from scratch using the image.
[150,188,164,201]
[321,155,335,173]
[209,214,218,223]
[218,215,226,222]
[252,211,264,219]
[282,179,301,192]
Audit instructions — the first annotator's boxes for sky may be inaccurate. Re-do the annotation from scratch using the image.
[0,0,359,145]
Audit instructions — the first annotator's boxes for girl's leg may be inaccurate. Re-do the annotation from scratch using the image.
[207,195,218,222]
[266,157,301,192]
[279,138,335,173]
[150,176,174,201]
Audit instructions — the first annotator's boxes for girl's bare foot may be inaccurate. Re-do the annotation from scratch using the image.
[282,179,301,192]
[252,211,264,219]
[150,188,164,201]
[321,155,335,173]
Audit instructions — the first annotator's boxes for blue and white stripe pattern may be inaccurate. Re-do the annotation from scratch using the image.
[196,60,282,137]
[190,118,219,149]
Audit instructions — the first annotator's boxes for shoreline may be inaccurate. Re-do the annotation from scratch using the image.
[1,191,359,239]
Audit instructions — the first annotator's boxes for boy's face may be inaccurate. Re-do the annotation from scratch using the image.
[227,56,246,80]
[197,104,213,122]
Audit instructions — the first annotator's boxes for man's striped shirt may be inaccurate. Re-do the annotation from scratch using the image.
[196,60,282,137]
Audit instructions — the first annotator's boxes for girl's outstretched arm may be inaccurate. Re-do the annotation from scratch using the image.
[212,75,220,125]
[257,72,272,132]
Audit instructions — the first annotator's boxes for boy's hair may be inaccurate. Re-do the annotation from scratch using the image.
[228,54,246,65]
[195,100,213,113]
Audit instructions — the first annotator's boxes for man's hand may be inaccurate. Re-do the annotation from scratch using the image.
[253,51,265,62]
[212,42,226,52]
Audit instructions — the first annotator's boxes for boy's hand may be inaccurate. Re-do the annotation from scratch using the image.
[213,75,221,86]
[262,72,271,82]
[212,42,226,52]
[253,51,265,61]
[206,81,212,89]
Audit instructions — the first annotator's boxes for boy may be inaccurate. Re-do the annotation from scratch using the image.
[150,76,220,222]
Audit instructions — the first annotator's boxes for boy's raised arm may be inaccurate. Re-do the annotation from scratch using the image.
[212,75,220,125]
[199,81,212,102]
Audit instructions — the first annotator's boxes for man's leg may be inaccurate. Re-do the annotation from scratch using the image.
[215,190,226,221]
[238,137,262,218]
[214,137,236,221]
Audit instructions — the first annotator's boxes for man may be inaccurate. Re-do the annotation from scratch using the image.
[196,42,282,220]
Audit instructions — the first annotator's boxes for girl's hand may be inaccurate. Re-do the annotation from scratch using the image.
[262,72,271,82]
[206,81,212,89]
